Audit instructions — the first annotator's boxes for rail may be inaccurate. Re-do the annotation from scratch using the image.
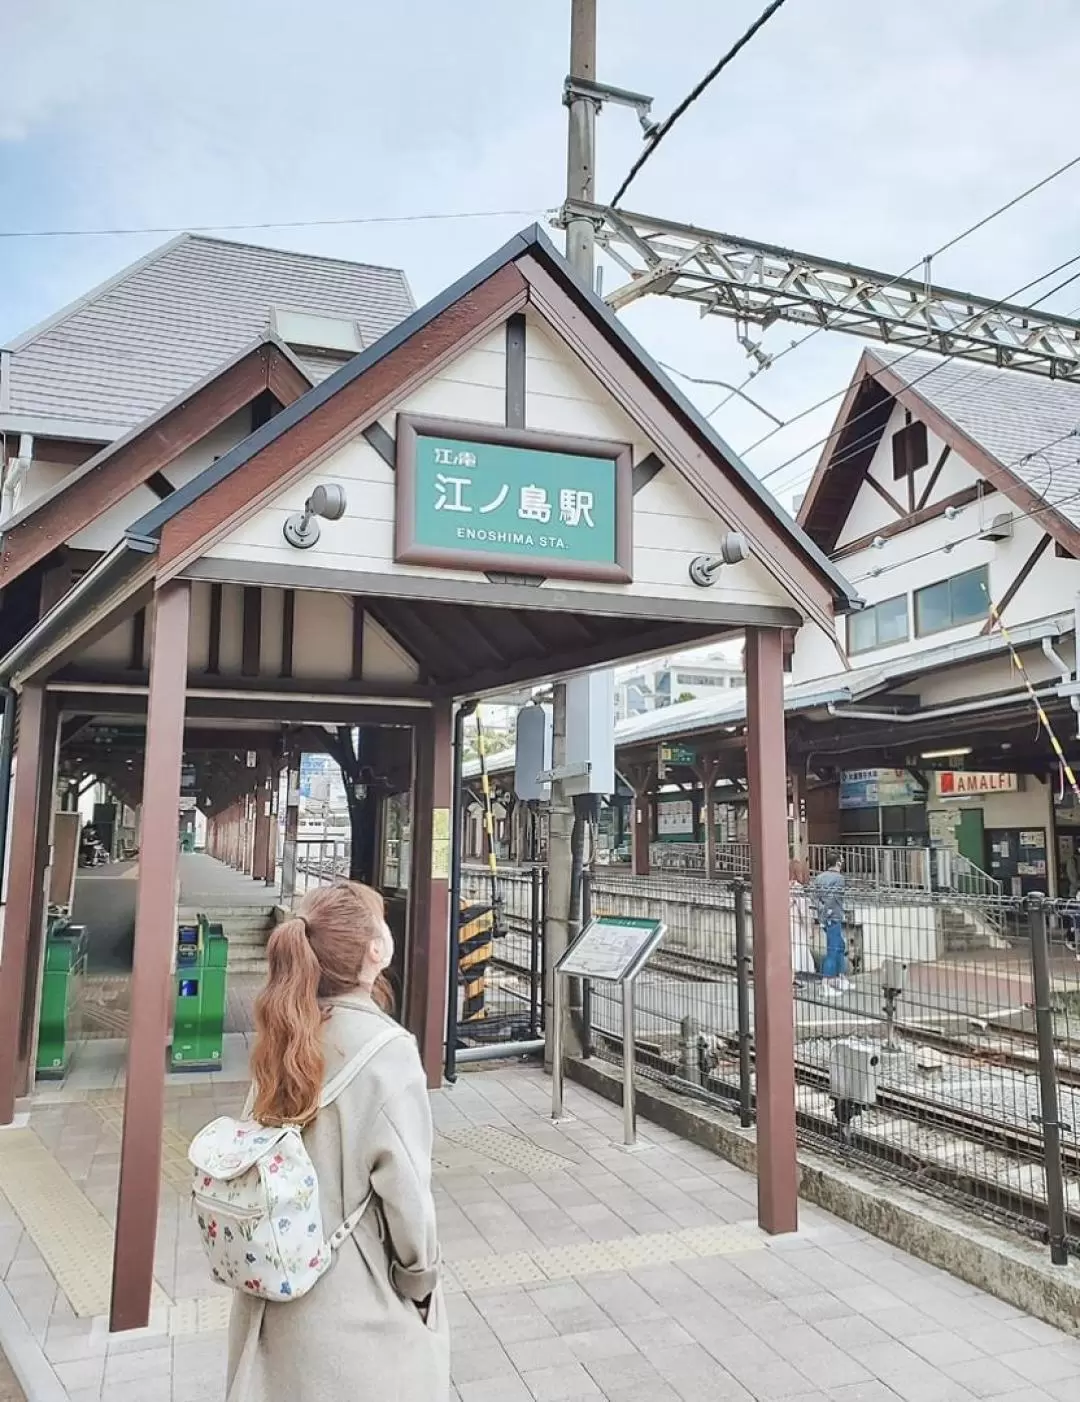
[467,864,1078,1258]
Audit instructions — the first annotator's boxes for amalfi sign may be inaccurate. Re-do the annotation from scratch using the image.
[394,414,633,582]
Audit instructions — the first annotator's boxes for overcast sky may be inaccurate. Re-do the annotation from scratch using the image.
[3,0,1080,508]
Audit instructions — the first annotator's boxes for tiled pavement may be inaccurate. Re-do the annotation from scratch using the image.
[0,1066,1077,1401]
[0,1353,25,1402]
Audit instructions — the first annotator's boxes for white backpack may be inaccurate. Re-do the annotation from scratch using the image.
[188,1024,405,1303]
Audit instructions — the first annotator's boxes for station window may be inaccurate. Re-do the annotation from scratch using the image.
[847,593,909,654]
[914,565,989,637]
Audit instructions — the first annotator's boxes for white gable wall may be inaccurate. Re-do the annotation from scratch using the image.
[794,401,1080,684]
[205,316,804,618]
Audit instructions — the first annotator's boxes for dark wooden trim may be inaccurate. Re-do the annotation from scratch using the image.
[980,532,1052,634]
[129,608,146,671]
[29,437,102,469]
[518,254,844,633]
[864,473,908,519]
[280,589,295,678]
[181,557,801,628]
[265,348,313,407]
[632,452,663,495]
[0,345,279,588]
[505,313,526,429]
[206,582,222,674]
[241,586,262,676]
[873,357,1080,560]
[146,472,174,501]
[156,263,528,575]
[916,445,952,512]
[351,600,365,680]
[393,411,634,584]
[111,581,190,1331]
[362,422,397,468]
[832,482,995,561]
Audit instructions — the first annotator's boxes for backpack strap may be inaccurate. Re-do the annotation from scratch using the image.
[319,1023,407,1108]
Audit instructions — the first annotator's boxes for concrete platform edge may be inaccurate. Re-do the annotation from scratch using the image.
[567,1055,1080,1338]
[0,1284,66,1402]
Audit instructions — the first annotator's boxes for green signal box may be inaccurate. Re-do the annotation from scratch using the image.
[169,915,228,1072]
[36,916,87,1080]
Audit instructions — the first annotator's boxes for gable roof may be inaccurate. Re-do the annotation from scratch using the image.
[1,234,414,439]
[124,224,858,621]
[800,347,1080,555]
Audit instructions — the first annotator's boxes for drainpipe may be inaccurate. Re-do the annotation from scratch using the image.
[825,685,1058,727]
[0,435,32,525]
[0,687,15,903]
[1042,639,1080,728]
[444,699,477,1085]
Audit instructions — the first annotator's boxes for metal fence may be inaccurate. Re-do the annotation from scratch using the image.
[470,862,1079,1262]
[294,836,351,894]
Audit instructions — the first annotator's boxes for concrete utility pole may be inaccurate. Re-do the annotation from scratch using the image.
[546,0,597,1068]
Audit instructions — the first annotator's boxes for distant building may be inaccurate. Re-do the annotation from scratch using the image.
[614,655,742,720]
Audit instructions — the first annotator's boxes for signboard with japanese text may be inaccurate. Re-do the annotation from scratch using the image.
[839,768,925,809]
[657,798,695,836]
[935,771,1019,797]
[660,743,696,767]
[557,914,667,983]
[394,414,633,582]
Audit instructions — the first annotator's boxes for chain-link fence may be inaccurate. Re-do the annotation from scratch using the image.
[471,862,1079,1262]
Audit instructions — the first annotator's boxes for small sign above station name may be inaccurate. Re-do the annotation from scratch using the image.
[934,771,1018,796]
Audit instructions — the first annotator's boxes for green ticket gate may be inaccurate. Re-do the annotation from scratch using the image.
[170,915,228,1072]
[36,915,87,1080]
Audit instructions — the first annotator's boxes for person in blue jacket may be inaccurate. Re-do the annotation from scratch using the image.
[813,854,849,995]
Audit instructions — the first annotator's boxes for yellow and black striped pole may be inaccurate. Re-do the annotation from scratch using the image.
[986,593,1080,805]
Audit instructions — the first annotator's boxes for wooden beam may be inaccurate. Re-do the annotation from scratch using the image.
[980,532,1052,634]
[0,345,300,588]
[241,586,262,677]
[505,313,526,428]
[351,600,365,681]
[863,473,908,520]
[832,481,994,561]
[206,582,222,674]
[111,581,190,1332]
[280,589,295,678]
[915,444,952,512]
[746,627,798,1236]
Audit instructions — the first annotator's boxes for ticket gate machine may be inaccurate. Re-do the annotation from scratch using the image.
[170,915,228,1071]
[36,913,87,1079]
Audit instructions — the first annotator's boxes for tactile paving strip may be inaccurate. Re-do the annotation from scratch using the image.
[439,1125,577,1177]
[447,1220,763,1291]
[0,1129,170,1317]
[88,1098,193,1193]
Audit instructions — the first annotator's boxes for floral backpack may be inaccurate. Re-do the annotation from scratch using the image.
[188,1024,405,1302]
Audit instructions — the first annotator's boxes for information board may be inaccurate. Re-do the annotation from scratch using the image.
[556,914,666,983]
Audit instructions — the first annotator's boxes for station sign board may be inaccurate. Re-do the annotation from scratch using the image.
[660,743,696,767]
[394,414,632,582]
[839,768,924,809]
[935,771,1019,797]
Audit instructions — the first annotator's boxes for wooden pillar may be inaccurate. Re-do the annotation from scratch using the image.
[694,756,722,881]
[625,763,655,877]
[265,766,280,887]
[281,759,301,903]
[252,768,271,883]
[407,705,451,1087]
[0,686,58,1121]
[111,581,190,1331]
[746,627,798,1236]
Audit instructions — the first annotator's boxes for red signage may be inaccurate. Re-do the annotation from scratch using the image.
[935,771,1018,796]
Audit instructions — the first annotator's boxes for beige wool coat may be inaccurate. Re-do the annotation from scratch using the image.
[226,995,449,1402]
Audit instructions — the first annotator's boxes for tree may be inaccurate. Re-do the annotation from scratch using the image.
[320,726,379,882]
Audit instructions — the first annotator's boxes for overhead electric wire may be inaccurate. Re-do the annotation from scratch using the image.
[844,424,1080,588]
[754,251,1080,501]
[610,0,793,207]
[0,206,551,240]
[700,149,1080,427]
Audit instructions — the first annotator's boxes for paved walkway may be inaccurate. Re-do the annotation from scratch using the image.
[0,1066,1077,1400]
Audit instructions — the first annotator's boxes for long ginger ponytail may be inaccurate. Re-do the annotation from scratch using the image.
[249,881,393,1126]
[251,918,324,1126]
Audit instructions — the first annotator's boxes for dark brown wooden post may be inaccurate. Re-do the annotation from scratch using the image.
[111,580,190,1331]
[252,766,271,883]
[693,755,722,881]
[0,685,53,1122]
[624,762,656,877]
[265,765,280,887]
[746,626,798,1236]
[407,705,451,1087]
[281,759,301,903]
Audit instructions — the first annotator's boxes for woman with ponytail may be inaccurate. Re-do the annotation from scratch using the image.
[225,882,448,1402]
